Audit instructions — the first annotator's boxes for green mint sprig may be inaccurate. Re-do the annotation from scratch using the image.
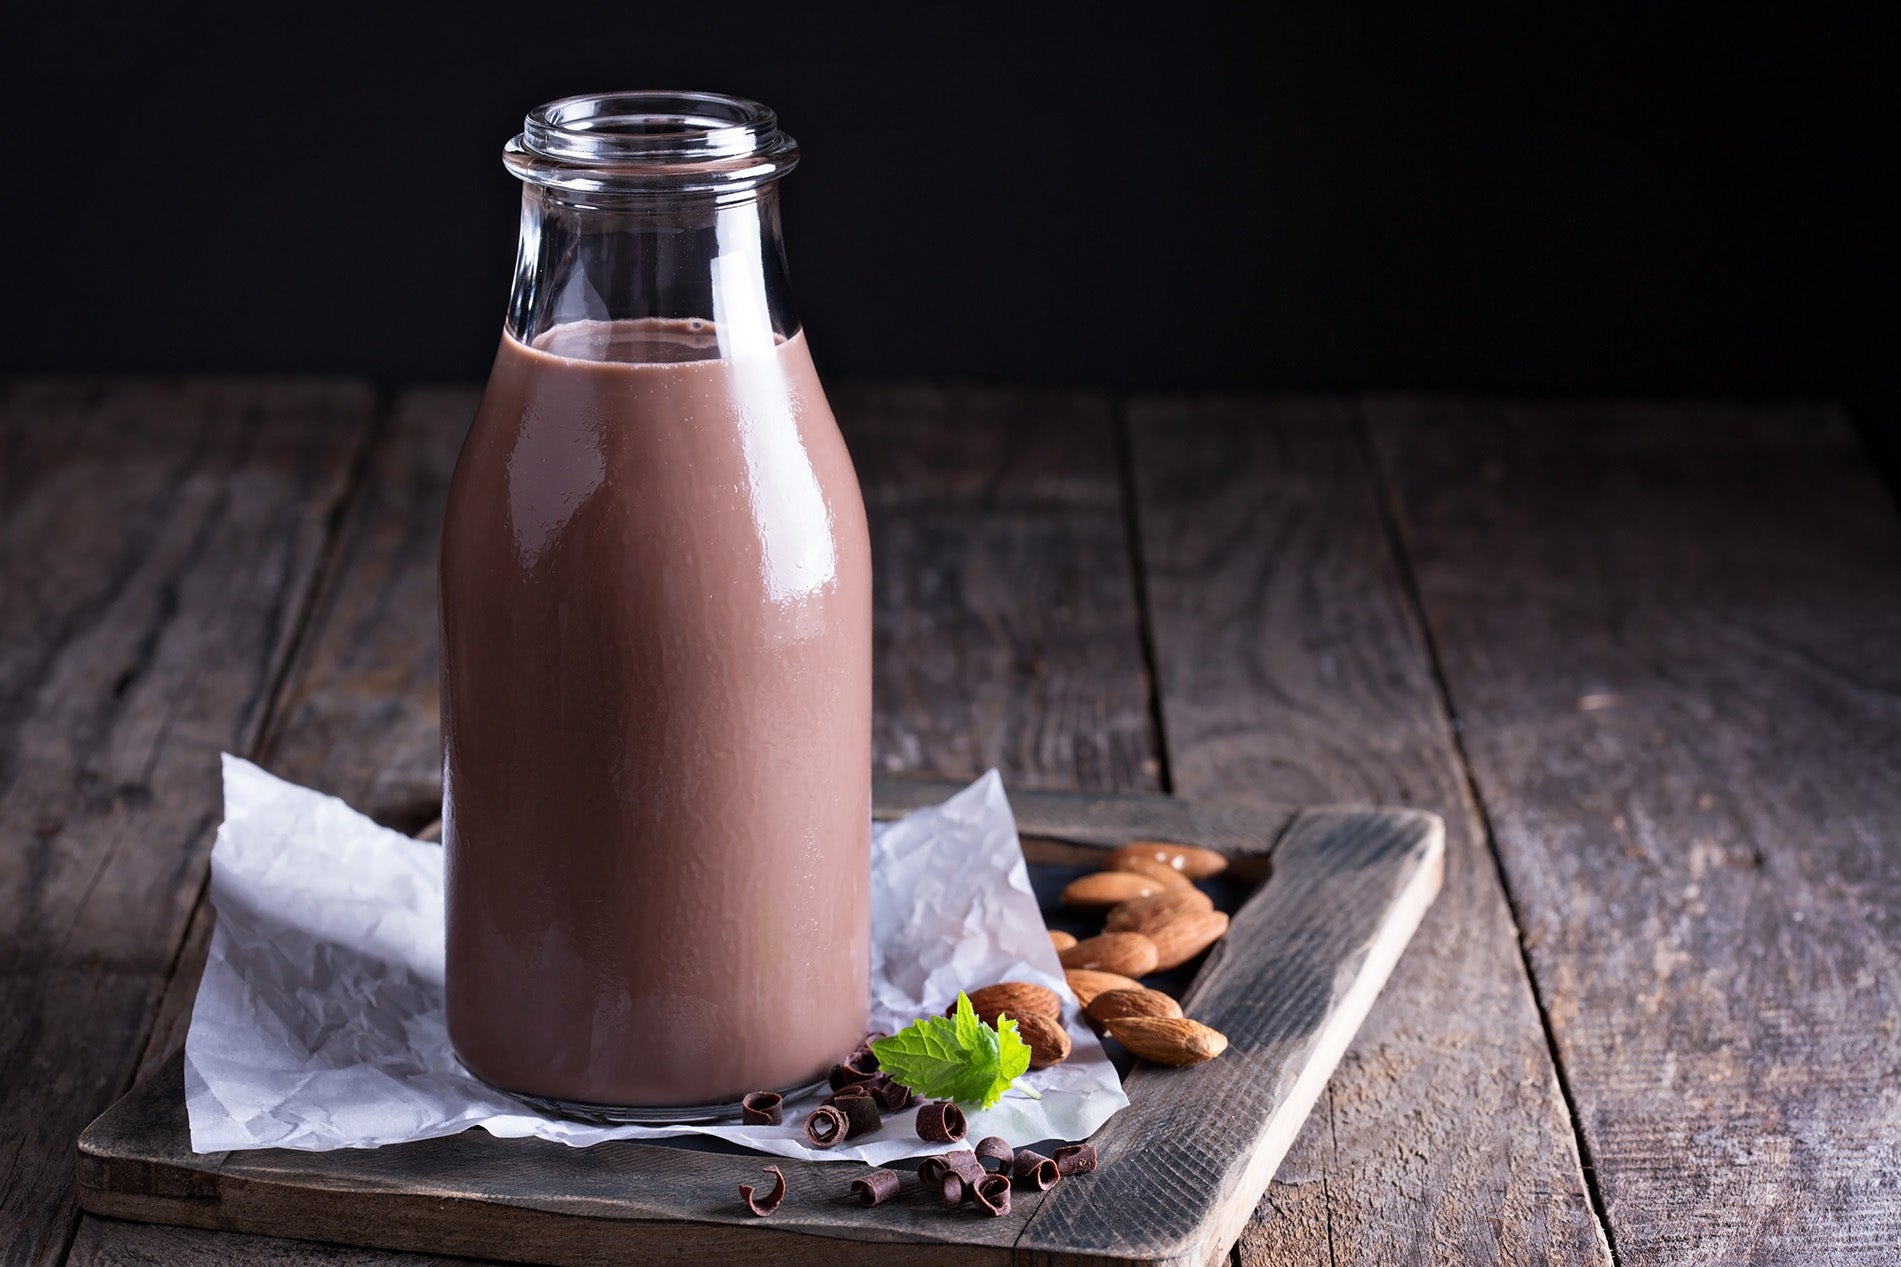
[869,991,1034,1109]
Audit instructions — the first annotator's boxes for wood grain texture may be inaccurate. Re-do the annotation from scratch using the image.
[0,379,373,1267]
[66,1219,487,1267]
[73,800,1437,1267]
[1369,397,1901,1265]
[255,388,472,829]
[67,388,471,1267]
[837,385,1159,794]
[1126,398,1610,1265]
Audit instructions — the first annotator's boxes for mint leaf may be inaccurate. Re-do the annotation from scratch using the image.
[872,991,1035,1109]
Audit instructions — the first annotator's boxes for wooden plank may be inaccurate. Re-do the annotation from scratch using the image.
[66,1220,483,1267]
[1367,397,1901,1265]
[837,384,1159,794]
[73,798,1436,1267]
[1126,398,1611,1264]
[0,378,373,1267]
[1017,808,1442,1267]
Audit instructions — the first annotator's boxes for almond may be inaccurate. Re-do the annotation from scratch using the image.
[1102,855,1193,889]
[1048,930,1078,953]
[953,982,1062,1027]
[1104,888,1215,935]
[1064,968,1144,1007]
[1059,932,1159,977]
[1014,1013,1072,1069]
[1105,1015,1229,1066]
[1108,841,1229,879]
[1060,871,1169,908]
[1145,909,1230,971]
[1084,987,1183,1028]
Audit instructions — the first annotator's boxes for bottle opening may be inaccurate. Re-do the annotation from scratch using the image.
[506,91,799,195]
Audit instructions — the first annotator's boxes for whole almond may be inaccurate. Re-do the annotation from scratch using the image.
[1103,855,1193,889]
[1064,968,1144,1007]
[1105,1016,1229,1066]
[1059,932,1159,977]
[1014,1013,1072,1069]
[1104,888,1215,934]
[953,982,1062,1026]
[1048,930,1078,953]
[1061,871,1169,908]
[1085,987,1183,1028]
[1108,841,1229,879]
[1145,910,1230,971]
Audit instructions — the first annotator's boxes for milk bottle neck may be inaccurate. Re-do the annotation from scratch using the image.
[506,185,799,359]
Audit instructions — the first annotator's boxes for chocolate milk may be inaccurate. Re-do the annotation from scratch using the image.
[440,318,871,1109]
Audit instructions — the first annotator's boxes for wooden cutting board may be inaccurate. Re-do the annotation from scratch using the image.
[76,778,1442,1267]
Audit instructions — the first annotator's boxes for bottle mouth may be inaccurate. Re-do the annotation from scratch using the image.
[504,91,799,195]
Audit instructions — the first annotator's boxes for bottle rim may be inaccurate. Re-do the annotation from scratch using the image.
[503,90,799,195]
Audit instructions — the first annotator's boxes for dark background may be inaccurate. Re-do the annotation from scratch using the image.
[4,4,1896,480]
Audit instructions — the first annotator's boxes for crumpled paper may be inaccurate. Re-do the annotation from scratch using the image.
[185,756,1128,1163]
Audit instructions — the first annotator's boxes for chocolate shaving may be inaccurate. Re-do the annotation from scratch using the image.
[829,1062,877,1091]
[803,1104,849,1148]
[849,1169,901,1207]
[835,1093,882,1139]
[915,1099,967,1143]
[973,1172,1013,1217]
[941,1149,985,1185]
[871,1078,915,1112]
[1053,1143,1099,1175]
[822,1083,873,1108]
[918,1155,949,1185]
[841,1043,881,1078]
[740,1091,783,1126]
[1012,1149,1061,1190]
[739,1165,786,1216]
[974,1136,1015,1173]
[940,1171,969,1209]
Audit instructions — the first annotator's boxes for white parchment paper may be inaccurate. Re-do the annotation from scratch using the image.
[185,756,1128,1163]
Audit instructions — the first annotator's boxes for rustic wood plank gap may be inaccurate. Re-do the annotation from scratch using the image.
[1112,396,1176,796]
[1349,398,1625,1265]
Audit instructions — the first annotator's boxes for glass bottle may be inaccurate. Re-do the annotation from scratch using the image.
[439,92,871,1119]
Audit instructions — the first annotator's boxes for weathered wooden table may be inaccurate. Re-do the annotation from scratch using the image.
[4,382,1897,1265]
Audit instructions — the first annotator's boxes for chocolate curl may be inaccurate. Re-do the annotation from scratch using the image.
[829,1062,877,1092]
[840,1042,881,1080]
[1053,1143,1099,1175]
[835,1093,883,1139]
[740,1091,783,1126]
[915,1099,967,1143]
[849,1169,901,1207]
[974,1136,1015,1173]
[918,1155,950,1185]
[940,1172,969,1209]
[871,1078,915,1112]
[739,1165,786,1216]
[822,1083,873,1109]
[973,1172,1013,1217]
[803,1104,849,1149]
[1012,1150,1061,1191]
[941,1150,985,1186]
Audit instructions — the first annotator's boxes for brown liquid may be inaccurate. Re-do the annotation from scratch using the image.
[440,318,871,1108]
